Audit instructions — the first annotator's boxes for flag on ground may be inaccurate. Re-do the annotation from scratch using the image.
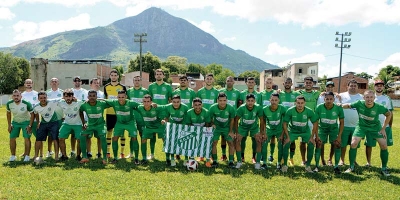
[163,122,214,158]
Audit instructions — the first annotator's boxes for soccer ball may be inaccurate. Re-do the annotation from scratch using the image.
[186,159,198,171]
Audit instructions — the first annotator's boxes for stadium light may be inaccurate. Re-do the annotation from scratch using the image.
[335,31,352,93]
[134,33,148,79]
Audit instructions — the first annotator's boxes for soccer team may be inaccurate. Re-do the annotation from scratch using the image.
[6,69,394,176]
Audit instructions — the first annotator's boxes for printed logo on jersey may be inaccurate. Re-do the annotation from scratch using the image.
[332,111,337,116]
[371,111,376,115]
[162,87,166,91]
[20,107,25,111]
[33,97,37,100]
[57,94,61,97]
[303,115,307,119]
[140,92,143,95]
[151,111,156,115]
[97,107,101,111]
[74,107,78,111]
[47,107,51,111]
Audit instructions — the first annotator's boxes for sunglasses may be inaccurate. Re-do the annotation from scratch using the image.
[64,93,74,96]
[74,80,81,82]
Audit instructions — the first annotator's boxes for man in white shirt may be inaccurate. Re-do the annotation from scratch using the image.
[71,76,88,159]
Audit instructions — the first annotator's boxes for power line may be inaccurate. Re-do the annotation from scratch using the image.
[325,53,340,57]
[343,53,384,62]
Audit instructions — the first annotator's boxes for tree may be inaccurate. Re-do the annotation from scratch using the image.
[205,63,223,76]
[318,75,328,92]
[162,56,188,74]
[0,52,24,94]
[128,51,161,82]
[15,57,30,86]
[381,65,400,76]
[238,70,260,85]
[187,63,206,75]
[355,72,373,80]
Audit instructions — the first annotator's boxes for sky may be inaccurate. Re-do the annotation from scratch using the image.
[1,0,400,79]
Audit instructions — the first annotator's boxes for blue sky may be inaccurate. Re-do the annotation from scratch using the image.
[1,0,400,79]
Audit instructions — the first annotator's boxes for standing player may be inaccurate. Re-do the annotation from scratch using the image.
[262,93,286,170]
[46,77,63,158]
[127,76,149,158]
[79,90,111,164]
[279,78,300,166]
[260,77,277,163]
[197,73,219,110]
[208,93,236,168]
[314,92,344,174]
[219,76,240,161]
[71,76,88,159]
[173,76,196,108]
[148,69,172,160]
[365,80,394,167]
[104,90,141,164]
[239,77,261,163]
[7,90,34,162]
[339,79,363,166]
[235,94,264,169]
[298,77,320,166]
[136,95,167,165]
[341,90,392,176]
[281,96,318,173]
[162,95,189,166]
[104,70,127,158]
[90,78,105,158]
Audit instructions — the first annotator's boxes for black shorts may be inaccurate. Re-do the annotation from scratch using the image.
[106,114,117,131]
[36,121,59,141]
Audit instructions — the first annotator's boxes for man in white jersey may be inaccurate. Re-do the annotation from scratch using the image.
[339,79,363,165]
[71,76,88,159]
[89,78,104,158]
[364,80,394,167]
[21,79,42,158]
[7,90,35,162]
[46,77,64,158]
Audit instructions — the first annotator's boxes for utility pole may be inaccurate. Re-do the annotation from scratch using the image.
[134,33,147,80]
[335,31,352,93]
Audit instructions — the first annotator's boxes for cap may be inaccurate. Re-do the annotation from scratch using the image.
[326,81,334,86]
[73,76,81,82]
[374,80,384,85]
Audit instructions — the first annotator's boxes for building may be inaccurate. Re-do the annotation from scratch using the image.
[121,71,150,88]
[259,68,283,90]
[170,72,205,91]
[326,72,368,94]
[30,58,112,91]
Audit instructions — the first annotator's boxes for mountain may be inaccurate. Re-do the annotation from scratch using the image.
[2,7,279,73]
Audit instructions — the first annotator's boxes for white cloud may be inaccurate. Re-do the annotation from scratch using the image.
[0,7,15,20]
[311,41,321,46]
[187,20,215,33]
[0,0,20,7]
[278,53,326,67]
[13,13,92,43]
[24,0,101,7]
[265,42,296,56]
[222,36,236,42]
[125,4,152,16]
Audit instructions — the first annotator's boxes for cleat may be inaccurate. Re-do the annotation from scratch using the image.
[220,155,227,161]
[254,163,261,170]
[80,158,89,164]
[305,166,314,173]
[106,153,111,158]
[46,151,54,158]
[140,160,148,165]
[70,152,76,157]
[313,167,319,173]
[327,160,333,166]
[344,167,354,173]
[166,160,171,166]
[76,155,82,161]
[228,162,235,168]
[111,159,118,164]
[9,155,16,162]
[281,165,288,173]
[171,160,176,167]
[261,164,270,170]
[334,167,341,174]
[134,159,140,165]
[125,154,132,159]
[87,152,93,158]
[119,153,125,159]
[288,159,294,166]
[252,157,256,164]
[276,163,281,170]
[381,169,390,177]
[211,161,219,168]
[338,161,345,166]
[147,154,154,160]
[268,156,274,162]
[96,153,102,159]
[205,162,212,168]
[322,160,327,166]
[197,157,204,162]
[23,155,30,162]
[365,163,371,167]
[235,162,243,169]
[175,155,181,160]
[34,157,44,165]
[60,155,69,161]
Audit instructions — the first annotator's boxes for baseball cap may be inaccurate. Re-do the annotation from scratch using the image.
[326,81,334,86]
[73,76,81,82]
[374,80,384,85]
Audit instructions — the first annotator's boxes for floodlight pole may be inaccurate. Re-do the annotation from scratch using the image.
[335,32,352,93]
[134,33,147,81]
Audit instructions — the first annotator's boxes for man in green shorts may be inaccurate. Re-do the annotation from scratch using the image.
[57,89,84,161]
[79,90,111,164]
[208,92,236,168]
[136,94,167,165]
[262,92,286,170]
[235,93,264,169]
[219,76,240,161]
[105,90,141,164]
[314,92,344,174]
[7,90,34,162]
[341,90,392,176]
[162,94,189,166]
[282,96,319,173]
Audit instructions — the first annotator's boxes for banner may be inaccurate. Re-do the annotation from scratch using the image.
[163,122,214,158]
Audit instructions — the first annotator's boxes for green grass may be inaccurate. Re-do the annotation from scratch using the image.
[1,108,400,199]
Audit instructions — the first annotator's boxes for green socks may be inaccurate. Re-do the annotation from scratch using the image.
[236,151,242,162]
[314,147,321,167]
[150,137,156,154]
[141,142,147,160]
[112,140,118,159]
[349,148,357,169]
[80,136,87,159]
[334,148,341,167]
[380,149,389,170]
[270,143,275,156]
[306,142,315,166]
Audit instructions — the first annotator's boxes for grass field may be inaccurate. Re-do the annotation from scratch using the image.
[1,107,399,199]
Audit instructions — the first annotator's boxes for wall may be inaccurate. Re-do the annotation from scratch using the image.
[329,73,368,94]
[47,62,97,90]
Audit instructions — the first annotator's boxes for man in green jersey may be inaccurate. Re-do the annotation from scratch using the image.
[262,92,286,170]
[162,95,189,166]
[79,90,111,164]
[136,94,168,165]
[219,76,241,161]
[148,69,172,160]
[185,98,212,167]
[314,92,344,174]
[235,93,264,169]
[208,93,236,168]
[173,76,196,108]
[279,78,300,166]
[104,90,141,164]
[282,96,319,173]
[127,76,149,158]
[197,73,219,111]
[7,90,34,162]
[341,90,392,176]
[298,76,321,166]
[260,77,278,163]
[239,77,261,164]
